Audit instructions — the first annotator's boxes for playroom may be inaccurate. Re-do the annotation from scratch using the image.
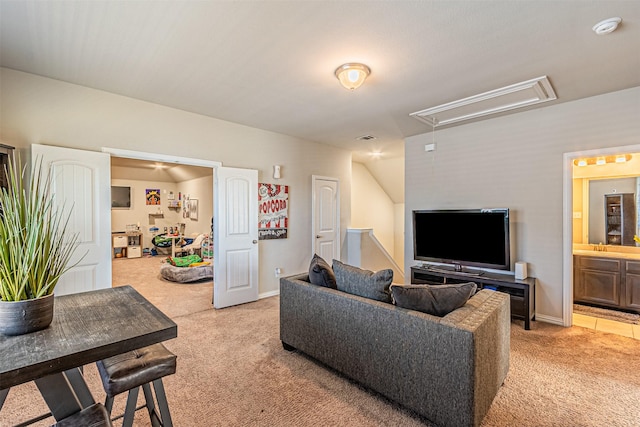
[110,157,214,283]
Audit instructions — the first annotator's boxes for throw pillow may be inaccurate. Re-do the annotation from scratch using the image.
[308,254,337,289]
[389,282,477,317]
[332,260,393,303]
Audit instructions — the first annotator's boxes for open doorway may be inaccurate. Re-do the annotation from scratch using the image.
[109,156,215,316]
[563,144,640,328]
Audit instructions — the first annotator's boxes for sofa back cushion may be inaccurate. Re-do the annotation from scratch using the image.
[390,282,477,316]
[308,254,337,289]
[332,260,393,303]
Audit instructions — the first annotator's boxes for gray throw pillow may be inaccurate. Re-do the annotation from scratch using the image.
[390,282,477,317]
[332,260,393,303]
[308,254,337,289]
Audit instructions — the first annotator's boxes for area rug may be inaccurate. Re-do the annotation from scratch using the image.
[574,303,640,325]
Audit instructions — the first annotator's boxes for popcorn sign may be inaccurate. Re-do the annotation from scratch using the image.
[258,183,289,240]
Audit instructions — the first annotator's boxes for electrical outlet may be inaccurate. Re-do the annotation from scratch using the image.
[275,267,282,277]
[573,212,582,219]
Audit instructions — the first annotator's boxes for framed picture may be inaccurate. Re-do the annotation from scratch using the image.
[258,183,288,240]
[146,189,161,205]
[189,199,198,220]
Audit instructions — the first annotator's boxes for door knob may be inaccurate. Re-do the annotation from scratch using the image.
[252,240,258,244]
[316,235,321,239]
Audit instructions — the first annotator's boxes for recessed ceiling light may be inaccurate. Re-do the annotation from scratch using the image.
[592,17,622,35]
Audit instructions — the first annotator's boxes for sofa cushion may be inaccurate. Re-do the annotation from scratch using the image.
[390,282,477,316]
[332,260,393,303]
[308,254,337,289]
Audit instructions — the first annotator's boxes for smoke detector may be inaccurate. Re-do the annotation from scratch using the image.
[593,17,622,35]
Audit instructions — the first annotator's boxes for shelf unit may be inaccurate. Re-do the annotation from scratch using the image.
[112,232,143,259]
[604,193,636,246]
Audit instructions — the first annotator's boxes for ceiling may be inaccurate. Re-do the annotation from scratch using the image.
[1,1,639,163]
[111,157,212,183]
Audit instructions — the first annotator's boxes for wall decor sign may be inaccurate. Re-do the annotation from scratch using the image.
[258,183,288,240]
[189,199,199,220]
[146,189,161,205]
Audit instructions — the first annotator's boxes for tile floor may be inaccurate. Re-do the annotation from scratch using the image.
[573,313,640,339]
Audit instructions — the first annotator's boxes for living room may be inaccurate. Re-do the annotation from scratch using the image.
[1,1,639,426]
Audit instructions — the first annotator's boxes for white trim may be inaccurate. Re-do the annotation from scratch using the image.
[534,314,564,326]
[259,290,280,299]
[410,76,556,127]
[562,143,640,327]
[102,147,222,168]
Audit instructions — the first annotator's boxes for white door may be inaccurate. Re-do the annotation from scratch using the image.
[213,166,259,308]
[312,176,340,262]
[32,144,111,295]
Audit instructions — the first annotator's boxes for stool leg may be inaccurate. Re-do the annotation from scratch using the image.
[122,387,140,427]
[142,383,162,427]
[153,379,173,427]
[104,395,114,414]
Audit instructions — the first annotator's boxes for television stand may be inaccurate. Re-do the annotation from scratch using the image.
[421,264,484,277]
[411,266,536,330]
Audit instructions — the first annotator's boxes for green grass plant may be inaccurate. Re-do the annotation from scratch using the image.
[0,155,81,301]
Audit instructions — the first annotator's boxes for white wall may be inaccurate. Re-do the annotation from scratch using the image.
[177,175,214,238]
[0,68,352,296]
[351,162,396,259]
[405,86,640,323]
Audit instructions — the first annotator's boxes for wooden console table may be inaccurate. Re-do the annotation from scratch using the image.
[411,266,536,330]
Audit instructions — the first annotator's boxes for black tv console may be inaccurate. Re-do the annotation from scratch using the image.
[410,266,536,330]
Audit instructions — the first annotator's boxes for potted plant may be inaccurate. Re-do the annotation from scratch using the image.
[0,155,81,335]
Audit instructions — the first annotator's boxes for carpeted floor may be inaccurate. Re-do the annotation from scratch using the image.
[2,257,640,426]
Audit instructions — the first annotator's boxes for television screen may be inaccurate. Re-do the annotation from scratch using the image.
[111,186,131,208]
[413,209,510,270]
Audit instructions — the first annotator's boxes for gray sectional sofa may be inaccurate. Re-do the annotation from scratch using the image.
[280,273,511,427]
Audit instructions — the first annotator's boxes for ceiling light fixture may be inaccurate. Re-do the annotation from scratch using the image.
[592,17,622,35]
[335,63,370,91]
[573,154,632,166]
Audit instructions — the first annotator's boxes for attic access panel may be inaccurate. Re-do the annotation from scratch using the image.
[410,76,557,127]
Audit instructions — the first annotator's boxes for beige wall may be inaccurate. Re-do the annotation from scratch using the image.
[351,162,396,259]
[111,174,213,247]
[177,175,214,238]
[0,68,353,296]
[406,86,640,323]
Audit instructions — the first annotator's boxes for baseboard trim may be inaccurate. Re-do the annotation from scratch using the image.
[259,290,280,300]
[534,313,564,326]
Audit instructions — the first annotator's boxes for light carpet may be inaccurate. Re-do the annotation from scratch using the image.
[2,257,640,426]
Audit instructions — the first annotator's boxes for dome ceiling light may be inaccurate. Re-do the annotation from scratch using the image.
[335,63,370,90]
[592,17,622,35]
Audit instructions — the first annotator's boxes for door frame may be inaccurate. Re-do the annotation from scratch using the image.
[311,175,341,261]
[562,143,640,327]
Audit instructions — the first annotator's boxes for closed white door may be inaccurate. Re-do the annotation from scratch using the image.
[213,166,259,308]
[32,144,111,295]
[312,176,340,262]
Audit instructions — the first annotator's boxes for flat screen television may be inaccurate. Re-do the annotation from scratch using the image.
[111,186,131,208]
[412,209,510,271]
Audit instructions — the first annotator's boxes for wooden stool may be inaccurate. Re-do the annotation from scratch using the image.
[97,343,176,427]
[54,403,113,427]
